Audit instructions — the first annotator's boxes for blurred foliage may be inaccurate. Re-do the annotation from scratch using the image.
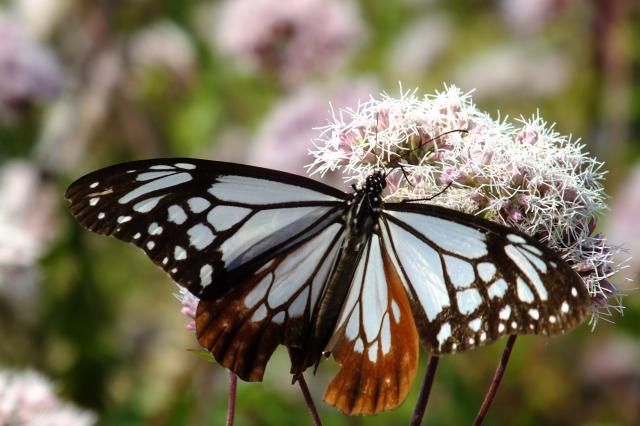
[0,0,639,425]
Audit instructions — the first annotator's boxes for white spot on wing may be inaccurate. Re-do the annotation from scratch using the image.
[117,215,132,224]
[133,232,141,239]
[251,305,267,322]
[386,210,488,258]
[174,246,187,260]
[391,300,401,322]
[133,195,165,213]
[207,205,252,231]
[245,274,272,309]
[345,310,359,340]
[272,311,285,324]
[168,205,187,224]
[136,171,175,181]
[187,197,211,214]
[187,223,215,250]
[437,322,451,349]
[220,207,327,265]
[89,197,99,206]
[197,264,212,287]
[444,255,475,289]
[150,165,175,170]
[380,313,391,354]
[267,224,338,308]
[477,262,496,282]
[388,222,450,321]
[361,237,388,343]
[519,248,548,273]
[571,287,578,297]
[368,342,378,362]
[456,288,483,315]
[354,338,364,353]
[209,175,339,204]
[148,222,163,235]
[97,212,105,219]
[561,301,569,313]
[488,279,508,299]
[89,182,99,188]
[516,278,535,303]
[506,245,548,300]
[175,162,196,169]
[469,318,482,332]
[498,323,506,333]
[499,305,512,320]
[119,172,192,204]
[528,308,540,320]
[288,287,309,318]
[146,241,155,250]
[507,234,527,244]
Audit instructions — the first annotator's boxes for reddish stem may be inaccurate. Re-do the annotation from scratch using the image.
[473,335,518,426]
[297,374,322,426]
[410,355,440,426]
[226,372,237,426]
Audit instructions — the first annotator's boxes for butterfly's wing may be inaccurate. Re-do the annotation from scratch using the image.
[322,233,419,415]
[65,158,347,299]
[66,159,349,380]
[379,202,591,355]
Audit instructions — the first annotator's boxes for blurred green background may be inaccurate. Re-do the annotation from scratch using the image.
[0,0,639,425]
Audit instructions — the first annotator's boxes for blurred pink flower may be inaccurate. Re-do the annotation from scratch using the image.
[0,161,57,310]
[500,0,569,33]
[214,0,365,85]
[607,165,640,278]
[129,20,196,78]
[0,369,96,425]
[386,15,452,81]
[249,79,376,186]
[175,287,199,331]
[0,13,62,121]
[454,43,571,98]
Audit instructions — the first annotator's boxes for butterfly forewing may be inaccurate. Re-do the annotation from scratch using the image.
[380,203,591,355]
[65,159,346,298]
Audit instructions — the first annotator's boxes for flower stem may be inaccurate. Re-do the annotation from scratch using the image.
[226,372,237,426]
[297,373,322,426]
[473,335,517,426]
[410,355,440,426]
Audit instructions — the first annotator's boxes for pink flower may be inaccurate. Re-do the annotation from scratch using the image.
[0,161,58,311]
[607,165,640,279]
[0,13,62,121]
[311,85,624,320]
[0,369,96,425]
[214,0,366,86]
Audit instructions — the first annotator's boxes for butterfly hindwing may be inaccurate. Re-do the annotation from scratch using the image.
[380,203,591,355]
[196,222,345,381]
[65,159,346,298]
[323,234,419,415]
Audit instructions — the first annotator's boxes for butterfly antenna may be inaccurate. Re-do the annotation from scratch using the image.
[385,128,468,189]
[401,181,453,203]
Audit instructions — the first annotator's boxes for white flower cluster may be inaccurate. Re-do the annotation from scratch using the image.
[0,369,96,426]
[310,85,623,322]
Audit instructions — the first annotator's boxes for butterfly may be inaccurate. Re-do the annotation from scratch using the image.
[65,158,591,415]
